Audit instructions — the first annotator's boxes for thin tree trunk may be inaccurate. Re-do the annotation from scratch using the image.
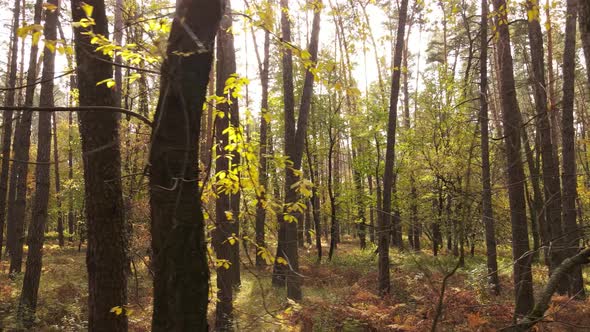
[560,0,585,299]
[526,0,564,276]
[380,0,408,296]
[254,29,270,266]
[0,0,20,260]
[7,0,43,273]
[214,1,240,328]
[492,0,534,318]
[52,113,64,247]
[272,0,321,301]
[17,1,58,325]
[545,0,560,166]
[305,137,322,262]
[57,17,77,241]
[71,0,128,330]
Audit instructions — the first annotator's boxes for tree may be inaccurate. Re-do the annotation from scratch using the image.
[0,0,21,261]
[379,0,408,296]
[52,113,65,247]
[148,0,223,329]
[6,0,43,274]
[17,0,58,325]
[525,0,564,283]
[492,0,534,318]
[560,0,585,298]
[271,0,321,301]
[480,0,500,295]
[214,0,240,328]
[71,0,128,330]
[254,16,271,267]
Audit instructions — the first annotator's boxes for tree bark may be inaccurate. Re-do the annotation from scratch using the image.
[305,138,322,262]
[272,0,321,301]
[7,0,43,273]
[52,113,64,247]
[148,0,222,330]
[17,1,58,325]
[492,0,534,318]
[480,0,500,295]
[255,29,270,267]
[380,0,408,296]
[0,0,20,260]
[560,0,586,298]
[71,0,129,330]
[526,0,564,281]
[214,1,240,328]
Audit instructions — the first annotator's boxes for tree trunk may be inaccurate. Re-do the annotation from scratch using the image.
[254,28,270,266]
[67,111,75,240]
[545,0,560,166]
[53,113,64,247]
[272,0,321,301]
[7,0,43,273]
[526,0,564,279]
[380,0,408,296]
[17,1,58,325]
[327,130,338,260]
[0,0,20,260]
[560,0,585,299]
[71,0,129,330]
[214,1,241,328]
[492,0,534,318]
[305,138,322,262]
[148,0,222,330]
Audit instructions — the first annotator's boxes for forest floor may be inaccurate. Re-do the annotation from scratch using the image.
[1,237,590,331]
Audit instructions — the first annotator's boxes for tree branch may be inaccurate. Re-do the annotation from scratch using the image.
[0,106,152,127]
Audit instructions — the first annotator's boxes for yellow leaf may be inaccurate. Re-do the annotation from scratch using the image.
[32,31,41,46]
[276,257,288,265]
[224,211,233,221]
[42,2,57,11]
[110,306,123,315]
[81,2,93,18]
[45,40,55,53]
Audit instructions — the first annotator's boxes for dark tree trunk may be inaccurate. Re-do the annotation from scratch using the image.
[526,0,564,278]
[328,132,338,260]
[352,149,366,250]
[71,0,129,330]
[305,138,322,262]
[255,29,270,267]
[67,111,75,240]
[367,175,375,244]
[148,0,222,330]
[560,0,586,299]
[522,131,542,263]
[17,1,58,325]
[379,0,408,296]
[6,0,42,272]
[8,0,44,270]
[214,1,240,329]
[0,0,20,261]
[53,113,65,247]
[492,0,534,318]
[272,0,321,301]
[57,18,77,241]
